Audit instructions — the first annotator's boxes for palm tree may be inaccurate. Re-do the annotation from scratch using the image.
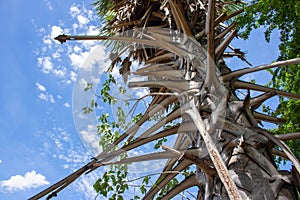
[30,0,300,199]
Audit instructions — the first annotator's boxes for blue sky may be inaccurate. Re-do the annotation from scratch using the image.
[0,1,104,199]
[0,0,285,200]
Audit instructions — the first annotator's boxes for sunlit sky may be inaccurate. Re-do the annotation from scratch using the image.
[0,0,284,199]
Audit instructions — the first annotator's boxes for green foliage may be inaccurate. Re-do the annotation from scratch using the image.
[236,0,300,160]
[93,168,129,199]
[101,74,117,104]
[236,0,300,43]
[93,0,126,52]
[261,104,272,116]
[82,73,117,115]
[151,168,195,199]
[89,0,300,198]
[93,0,115,22]
[82,99,98,115]
[154,137,167,150]
[156,177,179,199]
[84,82,93,91]
[222,1,245,15]
[82,106,94,115]
[93,106,130,199]
[272,99,300,158]
[132,113,143,124]
[250,79,256,84]
[82,82,97,114]
[82,73,133,199]
[97,113,121,149]
[140,176,151,195]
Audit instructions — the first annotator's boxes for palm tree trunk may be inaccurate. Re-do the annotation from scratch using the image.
[30,0,300,199]
[91,0,300,199]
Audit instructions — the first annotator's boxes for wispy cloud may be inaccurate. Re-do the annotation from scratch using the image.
[36,82,56,103]
[36,3,105,84]
[38,93,55,103]
[41,126,100,198]
[50,26,64,39]
[70,5,81,18]
[36,82,46,92]
[74,174,99,199]
[0,170,50,192]
[80,125,101,156]
[34,3,111,198]
[77,15,90,26]
[70,70,77,81]
[44,0,53,10]
[64,102,70,108]
[37,57,53,74]
[69,52,89,70]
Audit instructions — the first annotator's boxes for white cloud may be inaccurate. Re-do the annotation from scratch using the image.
[0,170,50,192]
[80,125,101,155]
[57,151,85,164]
[32,3,154,198]
[70,5,80,18]
[44,0,53,10]
[38,93,48,101]
[50,25,63,39]
[49,94,55,103]
[77,45,109,72]
[77,15,89,26]
[53,67,66,78]
[33,4,108,197]
[0,160,2,164]
[74,175,98,199]
[37,56,66,78]
[86,25,99,35]
[38,93,55,103]
[73,45,81,52]
[43,38,52,45]
[135,88,149,98]
[69,52,89,69]
[52,51,61,59]
[44,127,90,167]
[36,82,46,92]
[55,140,63,149]
[35,1,106,86]
[39,27,46,34]
[72,23,79,32]
[70,71,77,82]
[241,73,255,82]
[63,164,69,169]
[37,57,53,74]
[64,102,70,108]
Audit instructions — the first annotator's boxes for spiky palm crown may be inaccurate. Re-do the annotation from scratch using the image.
[31,0,300,199]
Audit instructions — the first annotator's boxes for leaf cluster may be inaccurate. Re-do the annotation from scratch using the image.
[93,169,129,199]
[236,0,300,159]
